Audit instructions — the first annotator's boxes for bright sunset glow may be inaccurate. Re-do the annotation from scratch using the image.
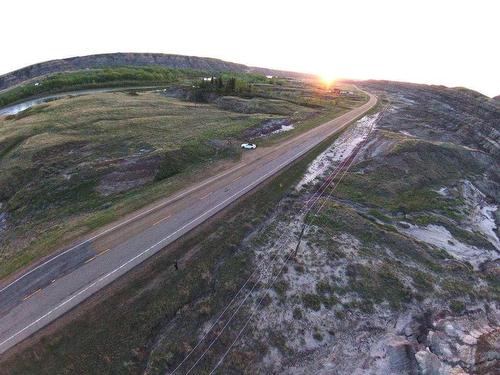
[0,0,498,96]
[318,73,338,88]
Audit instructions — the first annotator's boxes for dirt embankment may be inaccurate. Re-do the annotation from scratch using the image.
[217,82,499,374]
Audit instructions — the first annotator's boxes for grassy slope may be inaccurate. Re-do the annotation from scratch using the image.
[0,91,270,277]
[305,126,498,314]
[3,85,495,374]
[0,126,347,375]
[0,82,365,279]
[7,98,491,374]
[334,135,495,249]
[259,82,369,146]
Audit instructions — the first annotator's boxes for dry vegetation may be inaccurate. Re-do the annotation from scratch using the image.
[0,79,366,278]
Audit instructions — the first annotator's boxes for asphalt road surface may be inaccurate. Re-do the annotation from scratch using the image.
[0,90,377,354]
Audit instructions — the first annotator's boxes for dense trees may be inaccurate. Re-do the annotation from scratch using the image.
[191,74,269,102]
[0,67,194,107]
[0,67,275,108]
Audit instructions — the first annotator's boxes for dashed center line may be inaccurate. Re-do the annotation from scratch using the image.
[23,289,41,301]
[47,249,111,290]
[153,215,171,226]
[232,175,242,182]
[0,91,377,353]
[99,248,111,256]
[199,192,213,200]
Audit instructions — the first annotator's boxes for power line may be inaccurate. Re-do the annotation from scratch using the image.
[182,147,357,374]
[169,141,357,374]
[207,106,388,374]
[207,148,361,375]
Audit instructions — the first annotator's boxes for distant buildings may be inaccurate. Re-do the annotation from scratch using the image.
[327,88,355,98]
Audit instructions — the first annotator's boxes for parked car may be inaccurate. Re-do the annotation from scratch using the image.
[241,143,257,149]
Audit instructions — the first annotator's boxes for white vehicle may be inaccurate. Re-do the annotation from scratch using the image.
[240,143,257,150]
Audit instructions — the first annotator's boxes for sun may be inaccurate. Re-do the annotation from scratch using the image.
[318,72,337,87]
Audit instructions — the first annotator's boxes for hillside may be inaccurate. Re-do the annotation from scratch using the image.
[0,53,307,92]
[0,74,365,279]
[2,81,498,374]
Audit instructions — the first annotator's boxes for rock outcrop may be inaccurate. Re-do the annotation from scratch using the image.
[416,310,499,374]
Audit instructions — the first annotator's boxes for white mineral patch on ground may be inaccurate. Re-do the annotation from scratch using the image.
[296,113,379,190]
[460,180,499,250]
[401,223,498,269]
[436,187,449,197]
[477,204,499,248]
[399,130,416,137]
[271,124,294,134]
[248,209,364,365]
[409,180,500,268]
[393,94,417,106]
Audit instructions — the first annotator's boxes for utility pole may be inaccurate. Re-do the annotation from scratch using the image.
[293,211,310,260]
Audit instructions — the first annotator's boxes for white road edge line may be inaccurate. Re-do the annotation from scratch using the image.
[0,140,315,350]
[0,161,252,294]
[0,95,370,295]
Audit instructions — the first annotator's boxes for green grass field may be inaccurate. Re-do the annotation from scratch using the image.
[0,124,348,375]
[0,78,366,278]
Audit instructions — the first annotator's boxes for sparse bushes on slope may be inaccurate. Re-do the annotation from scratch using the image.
[335,136,489,216]
[155,142,238,181]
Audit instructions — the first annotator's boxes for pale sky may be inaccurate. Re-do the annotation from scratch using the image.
[1,0,499,96]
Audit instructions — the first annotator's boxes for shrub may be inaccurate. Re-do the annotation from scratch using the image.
[303,293,322,311]
[347,264,412,310]
[293,307,303,319]
[316,280,334,295]
[450,300,465,313]
[412,271,435,292]
[273,280,288,298]
[313,331,323,341]
[335,310,346,319]
[261,294,273,308]
[294,264,305,273]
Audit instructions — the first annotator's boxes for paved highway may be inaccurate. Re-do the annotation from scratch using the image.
[0,90,376,354]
